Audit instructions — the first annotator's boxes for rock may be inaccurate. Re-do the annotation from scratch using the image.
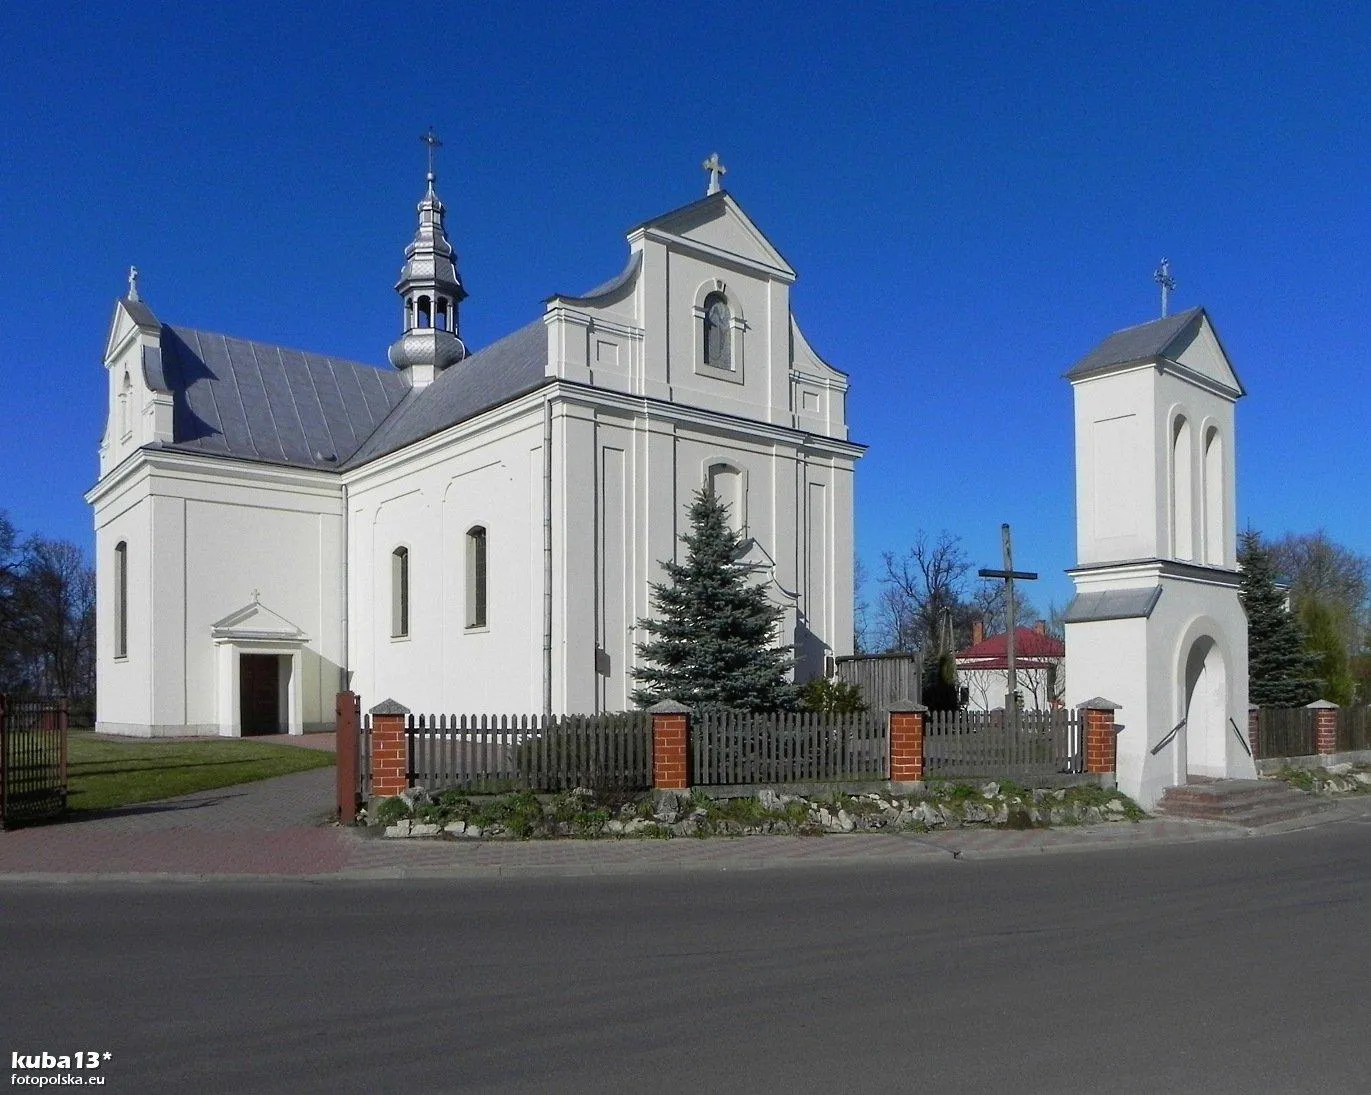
[757,788,783,811]
[605,819,626,835]
[1326,762,1354,775]
[443,820,467,836]
[1353,772,1371,786]
[465,824,484,839]
[1105,799,1126,814]
[992,804,1009,825]
[651,789,687,823]
[817,807,834,828]
[835,809,855,833]
[962,802,992,824]
[980,781,1000,798]
[1052,789,1067,801]
[670,820,696,837]
[1082,807,1104,824]
[384,820,411,838]
[1049,806,1071,825]
[938,804,961,827]
[410,822,441,837]
[399,787,431,810]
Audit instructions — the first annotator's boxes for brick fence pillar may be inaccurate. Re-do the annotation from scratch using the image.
[1248,705,1261,760]
[1308,699,1339,756]
[369,699,411,800]
[888,701,927,786]
[1078,698,1122,777]
[650,701,691,790]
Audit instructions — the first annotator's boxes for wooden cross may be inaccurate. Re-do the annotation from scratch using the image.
[422,126,442,178]
[977,523,1039,721]
[702,152,727,195]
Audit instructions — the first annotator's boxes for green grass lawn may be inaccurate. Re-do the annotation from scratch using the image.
[65,733,336,813]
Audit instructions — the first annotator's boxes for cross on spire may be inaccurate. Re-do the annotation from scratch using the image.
[421,126,442,182]
[127,265,140,303]
[1153,258,1176,318]
[702,152,727,195]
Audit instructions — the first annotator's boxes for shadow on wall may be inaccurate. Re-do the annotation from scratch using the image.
[794,620,829,683]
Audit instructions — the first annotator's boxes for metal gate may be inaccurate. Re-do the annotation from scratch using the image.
[0,695,69,827]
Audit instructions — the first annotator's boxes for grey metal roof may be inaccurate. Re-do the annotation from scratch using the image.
[1065,307,1205,379]
[1063,587,1163,624]
[122,297,161,329]
[343,318,550,467]
[156,326,410,469]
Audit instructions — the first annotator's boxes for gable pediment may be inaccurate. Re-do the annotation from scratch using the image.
[211,598,309,643]
[1162,313,1245,397]
[640,193,795,279]
[104,298,162,364]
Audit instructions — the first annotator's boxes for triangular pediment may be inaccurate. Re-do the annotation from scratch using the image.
[1162,311,1245,397]
[640,193,795,278]
[211,598,309,642]
[104,297,162,364]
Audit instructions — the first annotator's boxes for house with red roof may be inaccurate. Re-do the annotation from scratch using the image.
[955,621,1066,712]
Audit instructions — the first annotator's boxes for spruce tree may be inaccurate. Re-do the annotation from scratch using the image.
[632,489,798,712]
[1239,530,1321,706]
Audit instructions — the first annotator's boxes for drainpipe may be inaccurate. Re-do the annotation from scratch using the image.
[543,397,554,716]
[340,480,350,695]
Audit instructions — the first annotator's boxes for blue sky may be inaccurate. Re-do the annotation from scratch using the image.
[2,1,1368,618]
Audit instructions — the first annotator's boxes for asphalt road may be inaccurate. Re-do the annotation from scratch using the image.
[4,817,1371,1094]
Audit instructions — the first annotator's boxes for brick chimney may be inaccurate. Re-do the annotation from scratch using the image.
[972,619,984,645]
[1034,620,1047,636]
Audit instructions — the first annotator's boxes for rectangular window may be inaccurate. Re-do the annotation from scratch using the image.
[114,541,128,659]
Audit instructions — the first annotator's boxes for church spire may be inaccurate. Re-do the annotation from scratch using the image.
[388,127,467,386]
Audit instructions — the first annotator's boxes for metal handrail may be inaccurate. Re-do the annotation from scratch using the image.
[1150,717,1186,756]
[1229,717,1253,757]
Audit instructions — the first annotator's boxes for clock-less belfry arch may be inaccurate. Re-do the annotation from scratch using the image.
[1062,305,1255,808]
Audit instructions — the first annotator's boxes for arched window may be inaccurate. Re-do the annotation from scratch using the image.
[707,463,744,533]
[702,292,731,368]
[114,541,128,659]
[416,295,432,329]
[391,547,409,638]
[119,372,132,438]
[1203,427,1224,565]
[1171,416,1193,560]
[466,526,488,629]
[435,298,449,332]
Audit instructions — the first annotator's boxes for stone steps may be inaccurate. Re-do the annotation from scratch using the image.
[1156,778,1336,827]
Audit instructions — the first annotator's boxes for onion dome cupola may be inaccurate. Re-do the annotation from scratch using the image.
[388,128,468,386]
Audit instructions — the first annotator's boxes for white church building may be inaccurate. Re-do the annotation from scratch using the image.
[88,156,861,736]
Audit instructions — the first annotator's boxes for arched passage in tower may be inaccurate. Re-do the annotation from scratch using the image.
[1180,633,1228,780]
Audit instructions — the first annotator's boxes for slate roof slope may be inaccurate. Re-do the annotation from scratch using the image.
[1065,306,1205,379]
[343,318,550,467]
[157,327,410,469]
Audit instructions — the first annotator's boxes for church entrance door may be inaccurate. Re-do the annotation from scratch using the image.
[240,654,282,735]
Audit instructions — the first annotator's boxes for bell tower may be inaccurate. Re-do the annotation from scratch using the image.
[1062,306,1255,808]
[388,128,467,386]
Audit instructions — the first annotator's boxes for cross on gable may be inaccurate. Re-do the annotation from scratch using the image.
[702,152,727,195]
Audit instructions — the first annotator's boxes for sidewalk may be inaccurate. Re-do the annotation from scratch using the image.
[2,768,1365,883]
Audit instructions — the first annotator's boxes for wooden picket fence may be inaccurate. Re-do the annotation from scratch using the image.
[1252,708,1317,759]
[924,708,1082,781]
[692,710,888,785]
[402,711,652,794]
[1335,706,1371,752]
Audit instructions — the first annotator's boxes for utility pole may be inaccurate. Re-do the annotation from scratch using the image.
[978,524,1039,727]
